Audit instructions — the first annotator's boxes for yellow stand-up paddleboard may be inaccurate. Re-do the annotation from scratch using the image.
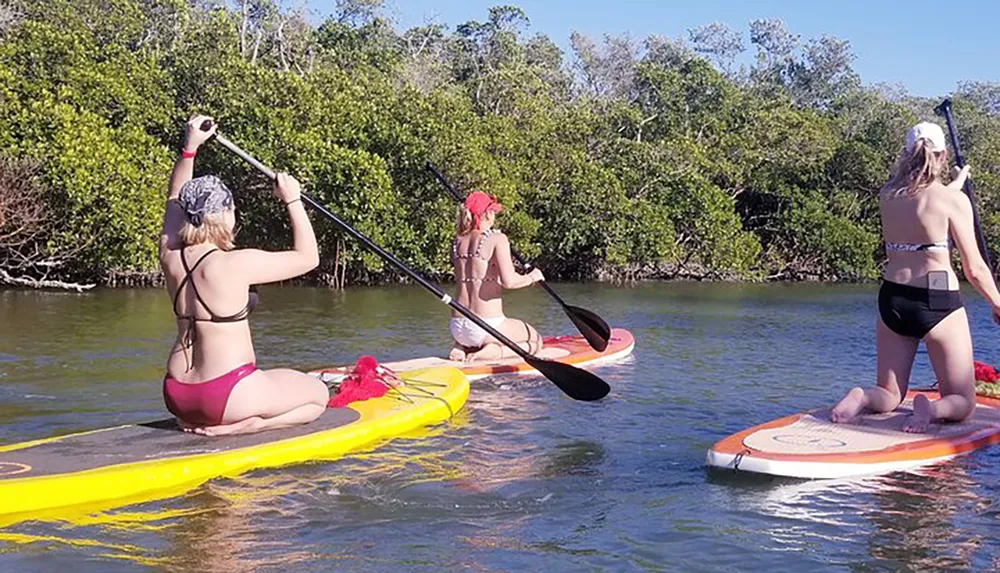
[0,367,468,520]
[313,328,635,381]
[707,391,1000,479]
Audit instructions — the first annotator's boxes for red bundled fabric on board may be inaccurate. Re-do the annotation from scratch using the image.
[974,361,999,384]
[328,355,391,407]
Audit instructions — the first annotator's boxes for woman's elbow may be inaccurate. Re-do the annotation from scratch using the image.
[306,251,320,271]
[966,262,992,283]
[293,248,319,273]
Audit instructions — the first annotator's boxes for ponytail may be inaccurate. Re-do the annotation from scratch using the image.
[455,204,473,235]
[887,139,946,197]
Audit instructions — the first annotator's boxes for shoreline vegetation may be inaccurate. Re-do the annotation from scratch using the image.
[0,1,997,290]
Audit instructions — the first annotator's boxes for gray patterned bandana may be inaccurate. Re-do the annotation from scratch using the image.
[178,175,234,227]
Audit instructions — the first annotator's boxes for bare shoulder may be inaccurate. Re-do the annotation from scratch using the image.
[487,230,509,250]
[213,247,255,271]
[932,184,972,213]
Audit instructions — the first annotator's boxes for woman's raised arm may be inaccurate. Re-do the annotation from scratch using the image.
[161,116,217,258]
[227,173,320,285]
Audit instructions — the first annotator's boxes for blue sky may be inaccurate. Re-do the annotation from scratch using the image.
[306,0,998,97]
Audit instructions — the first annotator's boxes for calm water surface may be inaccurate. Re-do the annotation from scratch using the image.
[1,282,1000,572]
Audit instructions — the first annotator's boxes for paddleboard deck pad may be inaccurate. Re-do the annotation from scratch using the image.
[0,366,468,519]
[313,328,634,381]
[707,391,1000,479]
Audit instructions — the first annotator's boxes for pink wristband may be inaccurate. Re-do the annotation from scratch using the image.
[181,148,197,159]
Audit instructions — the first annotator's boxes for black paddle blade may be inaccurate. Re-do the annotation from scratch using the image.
[564,304,611,352]
[933,98,952,117]
[526,356,610,401]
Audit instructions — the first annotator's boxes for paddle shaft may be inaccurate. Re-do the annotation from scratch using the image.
[209,133,550,369]
[935,99,993,271]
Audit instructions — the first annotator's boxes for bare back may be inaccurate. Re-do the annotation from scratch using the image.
[452,230,505,319]
[881,181,964,289]
[162,245,256,382]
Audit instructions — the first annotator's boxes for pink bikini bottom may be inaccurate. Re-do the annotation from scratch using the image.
[163,363,257,426]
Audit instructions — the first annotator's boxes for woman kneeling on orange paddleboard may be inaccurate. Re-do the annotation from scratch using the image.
[448,191,545,362]
[159,115,329,436]
[831,121,1000,432]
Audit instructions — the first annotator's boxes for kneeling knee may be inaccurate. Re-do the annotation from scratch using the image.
[956,396,976,421]
[312,382,332,405]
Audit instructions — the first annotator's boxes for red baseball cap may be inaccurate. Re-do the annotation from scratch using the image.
[465,191,502,215]
[465,191,502,228]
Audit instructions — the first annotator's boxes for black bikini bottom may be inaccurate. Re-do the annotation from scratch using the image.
[878,280,963,339]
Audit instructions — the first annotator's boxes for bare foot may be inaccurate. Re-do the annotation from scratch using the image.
[177,418,197,433]
[831,387,866,423]
[448,347,466,361]
[193,416,265,437]
[465,344,503,363]
[903,394,932,433]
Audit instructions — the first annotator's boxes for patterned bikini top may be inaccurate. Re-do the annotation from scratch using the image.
[453,229,499,283]
[884,240,950,253]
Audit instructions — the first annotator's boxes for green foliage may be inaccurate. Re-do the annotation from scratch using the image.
[1,1,996,285]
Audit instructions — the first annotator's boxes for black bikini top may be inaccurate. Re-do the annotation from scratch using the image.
[172,249,258,341]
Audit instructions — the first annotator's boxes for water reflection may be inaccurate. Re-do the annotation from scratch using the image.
[724,463,991,572]
[160,476,320,573]
[865,465,984,571]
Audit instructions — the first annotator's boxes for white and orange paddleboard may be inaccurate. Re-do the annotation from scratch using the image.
[313,328,634,382]
[707,391,1000,479]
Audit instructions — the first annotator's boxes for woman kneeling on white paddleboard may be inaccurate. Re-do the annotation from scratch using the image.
[159,115,329,436]
[448,191,545,362]
[831,121,1000,432]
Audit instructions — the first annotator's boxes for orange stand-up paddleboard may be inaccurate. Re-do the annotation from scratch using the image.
[313,328,634,382]
[707,391,1000,479]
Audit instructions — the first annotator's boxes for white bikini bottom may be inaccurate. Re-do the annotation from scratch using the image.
[450,315,506,348]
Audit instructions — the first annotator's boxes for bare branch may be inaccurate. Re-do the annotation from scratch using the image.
[0,269,95,292]
[240,0,251,56]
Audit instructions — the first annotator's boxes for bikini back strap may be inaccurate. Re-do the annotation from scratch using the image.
[472,229,499,260]
[453,237,473,260]
[172,248,219,317]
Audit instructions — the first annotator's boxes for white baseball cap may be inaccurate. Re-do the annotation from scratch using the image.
[905,122,947,153]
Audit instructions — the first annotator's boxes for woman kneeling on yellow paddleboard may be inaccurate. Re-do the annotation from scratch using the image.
[159,116,329,436]
[831,121,1000,432]
[448,191,545,362]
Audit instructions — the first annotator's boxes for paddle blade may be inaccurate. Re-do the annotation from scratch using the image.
[564,304,611,352]
[933,98,951,117]
[526,356,610,401]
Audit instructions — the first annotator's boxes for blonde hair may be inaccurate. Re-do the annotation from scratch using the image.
[886,139,946,197]
[455,204,474,236]
[179,212,235,250]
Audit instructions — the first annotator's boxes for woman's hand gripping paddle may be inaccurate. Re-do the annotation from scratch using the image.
[425,162,612,353]
[200,121,611,401]
[934,99,993,272]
